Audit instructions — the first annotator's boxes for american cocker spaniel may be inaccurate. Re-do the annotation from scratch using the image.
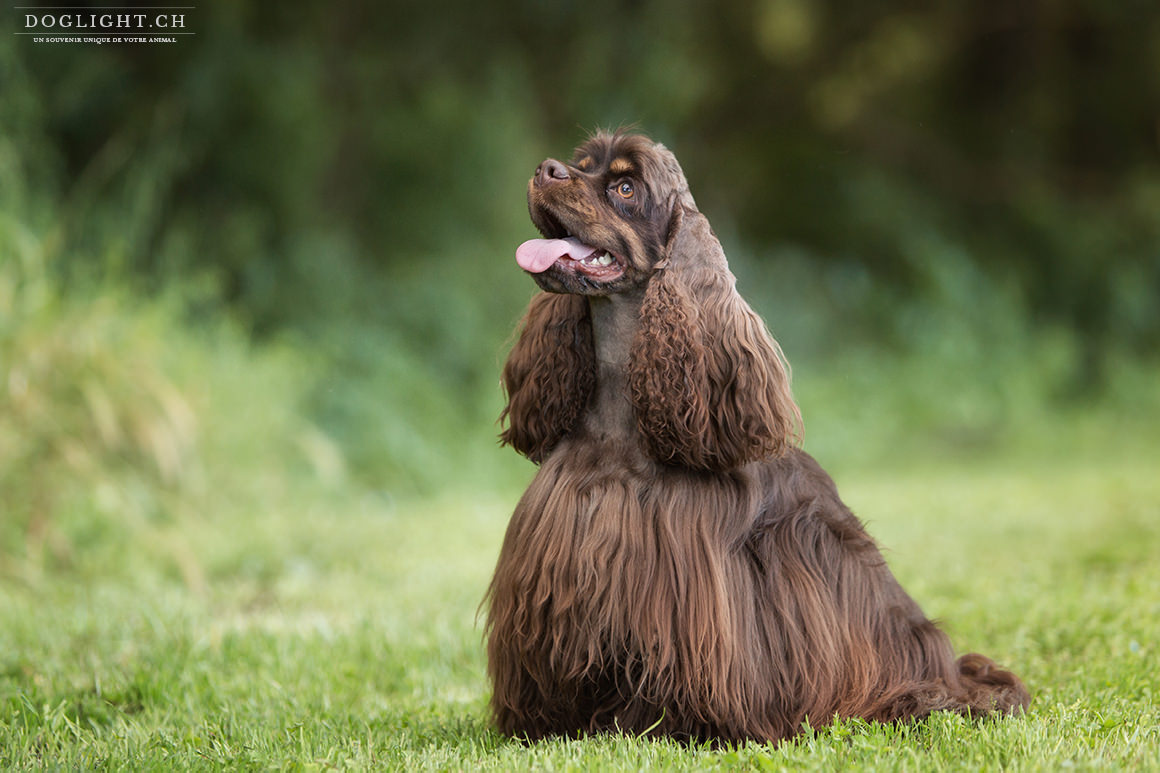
[485,131,1029,744]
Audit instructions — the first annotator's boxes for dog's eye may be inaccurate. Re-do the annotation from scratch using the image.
[615,181,635,199]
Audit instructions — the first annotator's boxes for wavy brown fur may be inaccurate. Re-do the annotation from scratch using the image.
[629,205,800,471]
[499,293,595,463]
[488,131,1029,744]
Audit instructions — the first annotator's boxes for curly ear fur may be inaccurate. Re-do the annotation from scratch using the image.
[500,292,595,463]
[628,208,801,471]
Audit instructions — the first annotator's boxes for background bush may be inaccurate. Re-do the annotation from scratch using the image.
[1,0,1158,570]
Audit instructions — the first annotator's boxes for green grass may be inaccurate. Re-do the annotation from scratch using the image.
[2,436,1158,770]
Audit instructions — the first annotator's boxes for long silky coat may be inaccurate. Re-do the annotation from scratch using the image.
[486,132,1029,743]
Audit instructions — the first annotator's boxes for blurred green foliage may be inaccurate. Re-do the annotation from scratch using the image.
[10,2,1159,341]
[1,1,1158,568]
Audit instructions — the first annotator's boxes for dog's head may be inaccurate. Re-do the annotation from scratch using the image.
[517,131,696,296]
[504,131,800,471]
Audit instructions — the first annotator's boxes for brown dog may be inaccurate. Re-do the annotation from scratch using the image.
[485,131,1029,743]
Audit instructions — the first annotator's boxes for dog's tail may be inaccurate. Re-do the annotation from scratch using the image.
[954,652,1031,715]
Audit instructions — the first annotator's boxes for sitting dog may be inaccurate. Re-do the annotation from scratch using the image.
[485,131,1030,743]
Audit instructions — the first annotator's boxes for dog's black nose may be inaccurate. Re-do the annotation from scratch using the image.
[535,159,570,186]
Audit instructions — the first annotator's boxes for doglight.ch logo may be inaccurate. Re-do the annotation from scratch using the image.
[16,6,195,45]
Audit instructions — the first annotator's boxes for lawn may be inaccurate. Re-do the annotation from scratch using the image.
[2,422,1158,770]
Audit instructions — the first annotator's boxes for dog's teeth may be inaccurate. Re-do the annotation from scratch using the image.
[578,251,614,268]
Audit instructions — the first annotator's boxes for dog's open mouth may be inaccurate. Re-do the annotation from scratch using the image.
[516,236,625,280]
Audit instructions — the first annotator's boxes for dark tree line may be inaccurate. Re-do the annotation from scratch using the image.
[8,0,1159,360]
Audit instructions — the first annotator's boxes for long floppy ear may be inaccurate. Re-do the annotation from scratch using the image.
[628,207,801,472]
[499,292,595,463]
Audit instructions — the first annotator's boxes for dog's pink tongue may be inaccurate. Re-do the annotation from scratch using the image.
[516,237,594,273]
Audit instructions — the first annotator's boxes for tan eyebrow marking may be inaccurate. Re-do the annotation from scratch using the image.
[609,157,635,175]
[576,157,594,171]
